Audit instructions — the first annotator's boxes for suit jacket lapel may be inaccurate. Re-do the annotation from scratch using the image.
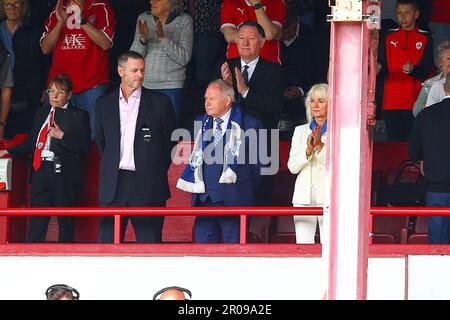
[249,58,263,85]
[135,88,151,138]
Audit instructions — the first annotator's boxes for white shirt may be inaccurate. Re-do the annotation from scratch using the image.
[213,107,232,138]
[40,103,69,160]
[118,86,141,171]
[240,57,259,98]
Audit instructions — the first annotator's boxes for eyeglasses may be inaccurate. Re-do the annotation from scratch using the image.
[46,89,69,96]
[3,2,24,10]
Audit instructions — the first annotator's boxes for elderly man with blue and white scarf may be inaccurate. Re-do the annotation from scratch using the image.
[177,79,263,243]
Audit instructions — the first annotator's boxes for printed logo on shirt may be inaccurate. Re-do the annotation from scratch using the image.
[416,42,423,49]
[62,34,86,50]
[88,15,96,25]
[390,40,398,48]
[237,7,245,15]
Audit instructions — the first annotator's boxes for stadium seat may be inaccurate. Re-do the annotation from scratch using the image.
[407,216,428,244]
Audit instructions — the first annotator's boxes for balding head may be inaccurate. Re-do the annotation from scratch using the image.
[159,288,186,300]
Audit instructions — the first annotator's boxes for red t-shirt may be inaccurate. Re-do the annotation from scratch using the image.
[220,0,286,65]
[41,0,116,93]
[431,0,450,24]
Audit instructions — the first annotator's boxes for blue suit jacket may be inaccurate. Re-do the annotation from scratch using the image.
[192,110,263,206]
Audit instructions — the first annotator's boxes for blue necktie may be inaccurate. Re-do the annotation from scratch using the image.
[242,65,249,84]
[212,118,224,146]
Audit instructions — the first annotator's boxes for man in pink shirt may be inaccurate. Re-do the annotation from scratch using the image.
[95,51,176,243]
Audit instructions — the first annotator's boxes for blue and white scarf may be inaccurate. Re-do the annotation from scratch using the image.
[176,103,243,193]
[309,119,327,134]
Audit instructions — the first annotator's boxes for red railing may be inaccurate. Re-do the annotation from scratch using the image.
[0,207,323,245]
[1,207,450,257]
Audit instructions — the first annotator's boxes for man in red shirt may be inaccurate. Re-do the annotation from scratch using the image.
[378,0,433,141]
[41,0,116,138]
[220,0,285,65]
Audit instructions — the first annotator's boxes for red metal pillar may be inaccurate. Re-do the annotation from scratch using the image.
[323,0,379,299]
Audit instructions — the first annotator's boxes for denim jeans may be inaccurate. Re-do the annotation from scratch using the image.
[153,88,183,128]
[70,84,107,139]
[426,192,450,244]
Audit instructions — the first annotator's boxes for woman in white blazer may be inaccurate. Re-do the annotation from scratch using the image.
[287,83,328,244]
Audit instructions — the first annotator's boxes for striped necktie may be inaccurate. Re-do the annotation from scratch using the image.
[212,118,224,146]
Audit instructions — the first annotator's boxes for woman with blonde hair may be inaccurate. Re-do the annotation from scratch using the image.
[288,83,328,244]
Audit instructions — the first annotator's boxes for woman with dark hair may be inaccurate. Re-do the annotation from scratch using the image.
[0,74,91,243]
[130,0,193,127]
[0,0,46,139]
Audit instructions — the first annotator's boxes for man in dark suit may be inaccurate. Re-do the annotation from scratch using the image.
[95,51,176,243]
[177,79,262,243]
[217,20,284,131]
[0,74,91,242]
[216,21,283,238]
[409,72,450,244]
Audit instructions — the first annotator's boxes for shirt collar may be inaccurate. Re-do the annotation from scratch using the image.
[52,102,69,111]
[120,86,142,101]
[240,56,259,69]
[215,107,232,128]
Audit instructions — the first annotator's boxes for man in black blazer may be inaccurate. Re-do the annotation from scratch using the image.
[0,74,91,242]
[216,20,284,131]
[409,73,450,244]
[216,21,283,213]
[95,51,176,243]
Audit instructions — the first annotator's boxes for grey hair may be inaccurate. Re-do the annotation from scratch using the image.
[437,40,450,71]
[167,0,183,14]
[208,79,235,102]
[304,83,329,122]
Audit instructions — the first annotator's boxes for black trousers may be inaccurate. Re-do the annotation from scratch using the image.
[98,170,165,243]
[28,161,79,243]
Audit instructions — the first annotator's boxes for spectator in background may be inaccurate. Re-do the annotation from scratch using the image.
[429,0,450,70]
[96,51,175,244]
[220,0,285,65]
[40,0,116,139]
[130,0,193,128]
[46,284,79,300]
[409,72,450,244]
[0,0,46,139]
[413,40,450,116]
[177,80,262,243]
[182,0,225,128]
[377,0,433,141]
[288,84,328,244]
[0,74,91,243]
[279,1,314,132]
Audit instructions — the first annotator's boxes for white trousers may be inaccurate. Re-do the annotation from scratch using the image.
[293,191,323,244]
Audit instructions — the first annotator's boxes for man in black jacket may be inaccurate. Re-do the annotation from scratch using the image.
[95,51,175,243]
[409,72,450,244]
[0,74,91,242]
[216,20,284,131]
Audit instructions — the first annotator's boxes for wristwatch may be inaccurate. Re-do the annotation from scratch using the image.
[80,17,87,25]
[253,2,263,10]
